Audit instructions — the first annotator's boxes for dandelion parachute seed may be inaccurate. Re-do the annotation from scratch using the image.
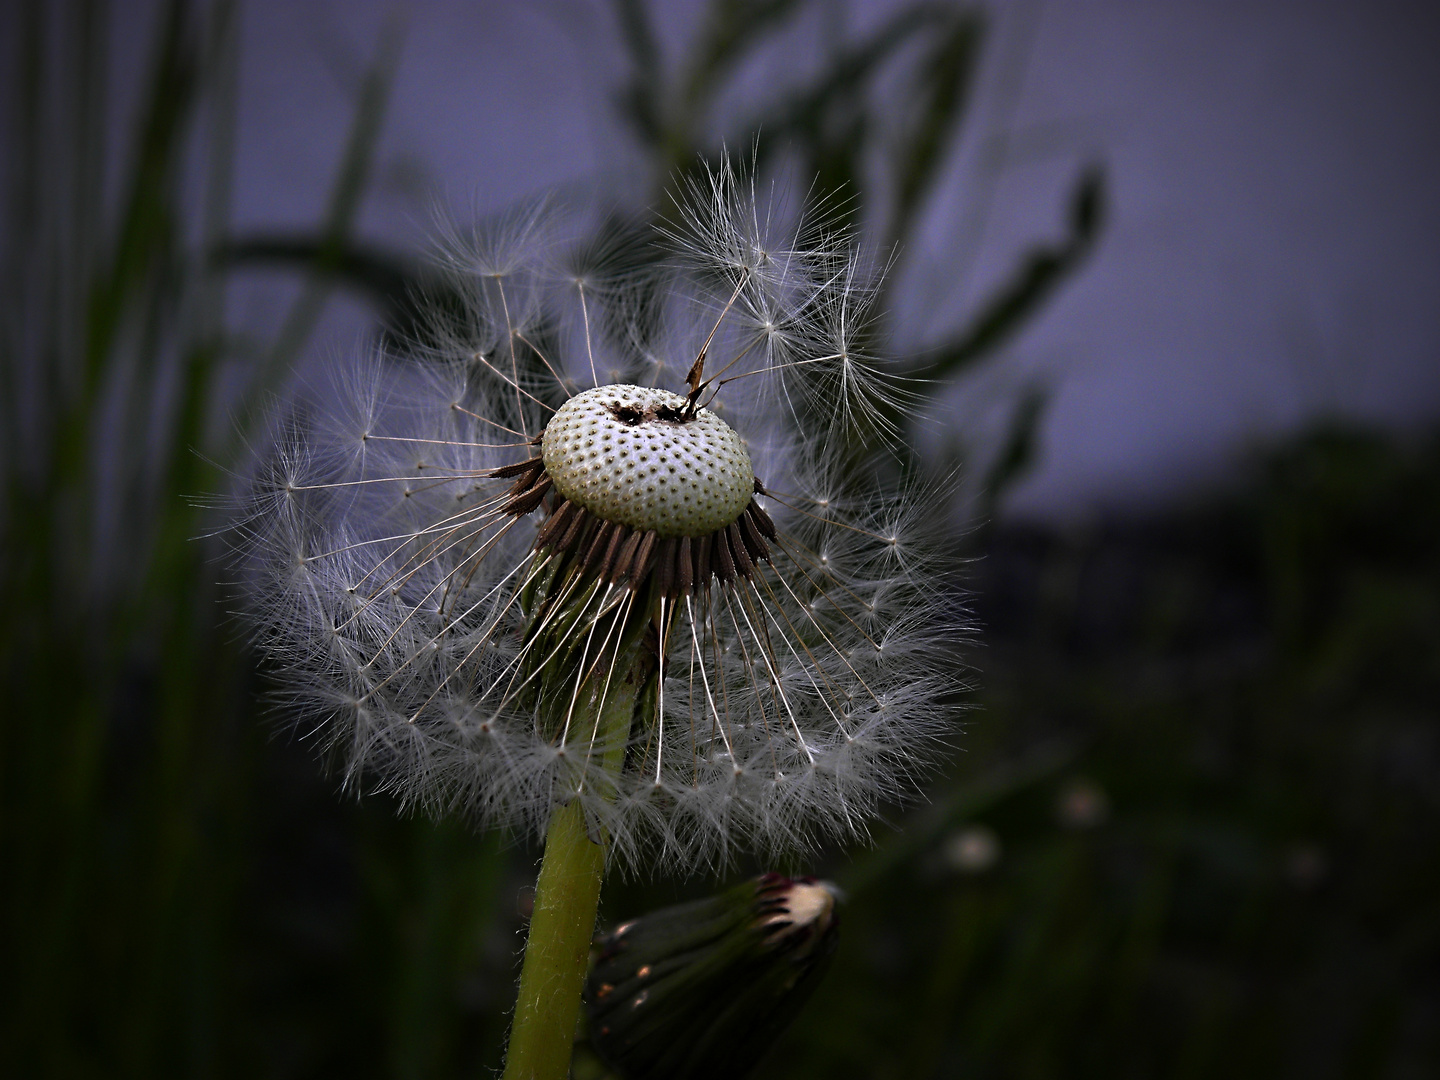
[237,160,961,872]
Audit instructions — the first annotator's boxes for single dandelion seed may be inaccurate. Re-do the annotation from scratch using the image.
[234,156,962,1078]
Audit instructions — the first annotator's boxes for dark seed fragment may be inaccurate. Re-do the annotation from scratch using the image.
[655,537,677,598]
[739,509,769,562]
[629,530,658,584]
[504,475,552,515]
[714,528,736,584]
[676,536,693,596]
[558,502,589,549]
[534,498,577,548]
[598,524,630,581]
[611,530,643,582]
[585,519,617,567]
[693,535,711,590]
[727,522,754,578]
[747,498,778,541]
[490,456,544,480]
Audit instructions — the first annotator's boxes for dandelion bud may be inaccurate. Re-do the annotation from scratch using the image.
[584,874,839,1079]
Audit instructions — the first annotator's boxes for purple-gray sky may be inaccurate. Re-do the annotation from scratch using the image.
[158,0,1440,518]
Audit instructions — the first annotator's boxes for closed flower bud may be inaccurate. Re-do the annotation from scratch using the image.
[584,873,840,1079]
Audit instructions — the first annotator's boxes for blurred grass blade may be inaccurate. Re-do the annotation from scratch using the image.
[611,0,665,147]
[229,15,403,453]
[981,382,1050,514]
[922,166,1106,381]
[887,9,984,251]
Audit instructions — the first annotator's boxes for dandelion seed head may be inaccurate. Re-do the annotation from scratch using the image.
[233,158,965,874]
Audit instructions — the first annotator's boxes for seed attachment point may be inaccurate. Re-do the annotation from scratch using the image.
[494,383,776,597]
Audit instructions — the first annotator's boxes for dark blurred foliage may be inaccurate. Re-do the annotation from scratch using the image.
[1,1,1435,1078]
[762,425,1440,1078]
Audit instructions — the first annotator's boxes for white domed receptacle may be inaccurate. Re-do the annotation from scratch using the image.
[541,385,755,538]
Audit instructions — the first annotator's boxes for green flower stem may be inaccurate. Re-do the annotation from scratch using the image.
[501,646,647,1080]
[501,799,605,1080]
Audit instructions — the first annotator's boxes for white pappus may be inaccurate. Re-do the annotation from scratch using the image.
[235,159,964,873]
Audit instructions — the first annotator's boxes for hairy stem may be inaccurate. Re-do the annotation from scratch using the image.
[501,646,646,1080]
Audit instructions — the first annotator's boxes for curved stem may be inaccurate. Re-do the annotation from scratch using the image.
[501,648,647,1080]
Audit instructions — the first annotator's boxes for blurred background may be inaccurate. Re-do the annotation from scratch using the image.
[2,0,1437,1076]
